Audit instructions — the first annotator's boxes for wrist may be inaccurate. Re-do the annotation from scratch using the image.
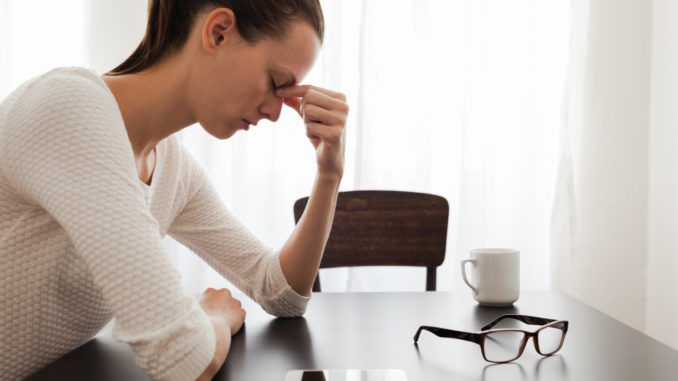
[196,316,230,381]
[208,314,228,331]
[316,169,343,184]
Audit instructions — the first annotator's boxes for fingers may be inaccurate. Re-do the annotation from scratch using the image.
[276,84,346,101]
[277,86,349,134]
[306,122,343,145]
[280,87,347,143]
[203,287,231,296]
[283,97,303,117]
[278,86,348,121]
[200,287,240,310]
[303,104,346,126]
[276,84,347,177]
[291,89,348,113]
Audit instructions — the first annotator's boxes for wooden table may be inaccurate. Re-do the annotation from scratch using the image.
[27,291,678,380]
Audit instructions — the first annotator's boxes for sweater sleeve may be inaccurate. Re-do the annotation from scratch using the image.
[168,145,310,318]
[0,70,215,381]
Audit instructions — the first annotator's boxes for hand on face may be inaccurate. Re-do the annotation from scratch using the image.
[276,85,348,180]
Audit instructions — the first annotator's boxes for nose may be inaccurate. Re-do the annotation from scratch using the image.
[260,92,284,122]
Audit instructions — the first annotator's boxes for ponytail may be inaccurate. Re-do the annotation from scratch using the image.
[107,0,324,76]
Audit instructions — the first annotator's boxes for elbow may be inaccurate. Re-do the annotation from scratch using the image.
[259,289,311,318]
[274,308,307,319]
[262,302,309,319]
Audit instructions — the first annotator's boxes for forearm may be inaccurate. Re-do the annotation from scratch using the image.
[279,172,341,296]
[276,83,348,297]
[196,316,231,381]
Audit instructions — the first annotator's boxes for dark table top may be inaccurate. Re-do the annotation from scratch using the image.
[27,291,678,381]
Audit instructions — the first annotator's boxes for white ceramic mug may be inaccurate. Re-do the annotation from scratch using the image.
[461,248,520,306]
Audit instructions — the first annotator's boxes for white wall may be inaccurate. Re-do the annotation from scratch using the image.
[565,0,678,349]
[87,0,146,74]
[0,0,87,98]
[565,0,652,332]
[647,0,678,349]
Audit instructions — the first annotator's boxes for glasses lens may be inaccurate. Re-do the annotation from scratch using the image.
[537,325,564,354]
[483,331,525,362]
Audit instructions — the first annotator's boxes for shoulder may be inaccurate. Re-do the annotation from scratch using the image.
[35,66,105,90]
[10,67,110,102]
[1,66,125,141]
[1,67,118,127]
[0,67,132,175]
[18,67,115,110]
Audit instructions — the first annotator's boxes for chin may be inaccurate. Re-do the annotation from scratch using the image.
[201,122,237,140]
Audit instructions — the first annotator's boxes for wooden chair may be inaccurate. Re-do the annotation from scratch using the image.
[293,190,449,292]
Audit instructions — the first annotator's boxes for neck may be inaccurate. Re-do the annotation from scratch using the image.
[102,56,196,158]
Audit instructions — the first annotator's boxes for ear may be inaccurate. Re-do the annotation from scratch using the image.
[201,8,237,54]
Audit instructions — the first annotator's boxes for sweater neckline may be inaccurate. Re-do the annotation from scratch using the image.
[88,67,165,192]
[140,141,163,189]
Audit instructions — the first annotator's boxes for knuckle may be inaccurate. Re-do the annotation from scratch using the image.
[301,103,311,115]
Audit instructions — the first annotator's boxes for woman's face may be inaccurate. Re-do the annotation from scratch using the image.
[193,15,321,139]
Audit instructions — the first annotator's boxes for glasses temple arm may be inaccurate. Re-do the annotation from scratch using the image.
[481,315,557,330]
[414,326,482,344]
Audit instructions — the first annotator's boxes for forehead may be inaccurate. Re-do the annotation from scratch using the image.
[263,21,321,84]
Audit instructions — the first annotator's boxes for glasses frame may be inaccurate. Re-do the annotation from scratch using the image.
[413,314,569,363]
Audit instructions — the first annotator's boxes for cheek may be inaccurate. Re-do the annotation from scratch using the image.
[197,65,270,121]
[229,63,271,102]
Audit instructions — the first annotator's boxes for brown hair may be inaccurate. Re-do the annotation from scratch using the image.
[107,0,324,75]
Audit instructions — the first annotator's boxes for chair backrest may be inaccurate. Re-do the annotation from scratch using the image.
[293,190,449,292]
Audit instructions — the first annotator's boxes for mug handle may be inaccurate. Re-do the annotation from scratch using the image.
[461,259,478,295]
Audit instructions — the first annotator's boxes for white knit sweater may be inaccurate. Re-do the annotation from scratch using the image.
[0,67,309,381]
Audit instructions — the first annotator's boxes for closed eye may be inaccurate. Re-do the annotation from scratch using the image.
[270,77,279,91]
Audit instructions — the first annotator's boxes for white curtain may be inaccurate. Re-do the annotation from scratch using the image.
[553,0,678,350]
[0,0,87,97]
[165,0,571,294]
[1,1,568,293]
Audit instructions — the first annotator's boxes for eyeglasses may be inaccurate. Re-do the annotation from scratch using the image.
[413,314,568,363]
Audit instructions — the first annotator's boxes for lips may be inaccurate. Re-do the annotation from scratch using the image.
[241,119,251,130]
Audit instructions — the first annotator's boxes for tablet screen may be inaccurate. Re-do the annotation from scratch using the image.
[284,369,408,381]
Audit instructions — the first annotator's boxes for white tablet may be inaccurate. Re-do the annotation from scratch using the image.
[284,369,408,381]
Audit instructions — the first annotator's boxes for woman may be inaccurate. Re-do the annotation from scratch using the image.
[0,0,347,380]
